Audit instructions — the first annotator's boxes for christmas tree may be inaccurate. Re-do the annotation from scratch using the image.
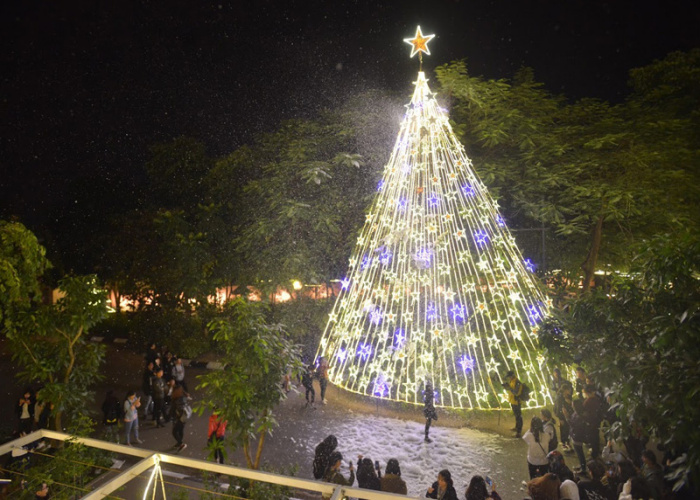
[316,27,552,410]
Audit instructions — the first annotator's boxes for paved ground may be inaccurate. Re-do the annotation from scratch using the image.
[0,339,548,499]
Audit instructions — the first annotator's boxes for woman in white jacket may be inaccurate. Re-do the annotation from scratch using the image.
[523,416,551,479]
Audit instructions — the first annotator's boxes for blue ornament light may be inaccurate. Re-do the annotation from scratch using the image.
[459,355,475,372]
[450,303,466,322]
[474,230,489,246]
[426,302,439,322]
[357,343,372,361]
[462,184,476,197]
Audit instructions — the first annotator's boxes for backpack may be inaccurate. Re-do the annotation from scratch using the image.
[519,383,531,402]
[105,399,122,424]
[176,396,193,422]
[545,420,559,452]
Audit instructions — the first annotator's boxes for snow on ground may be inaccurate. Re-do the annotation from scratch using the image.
[273,399,530,499]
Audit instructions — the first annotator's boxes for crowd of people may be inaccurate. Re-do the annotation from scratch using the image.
[506,367,688,500]
[13,388,54,437]
[312,434,502,500]
[10,346,690,499]
[100,342,200,453]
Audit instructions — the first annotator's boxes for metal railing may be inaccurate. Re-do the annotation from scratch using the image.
[0,430,421,500]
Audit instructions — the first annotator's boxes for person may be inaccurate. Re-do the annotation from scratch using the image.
[547,450,575,482]
[170,381,190,453]
[555,382,574,451]
[425,469,458,500]
[380,458,407,495]
[640,450,664,500]
[524,416,551,479]
[566,398,591,475]
[576,460,613,500]
[207,410,227,464]
[162,351,175,382]
[101,390,121,443]
[302,364,316,407]
[34,482,50,499]
[36,401,53,430]
[16,389,35,436]
[317,357,330,404]
[551,368,567,396]
[356,456,380,498]
[465,475,502,500]
[527,473,561,500]
[560,478,580,500]
[145,342,159,366]
[610,460,637,498]
[313,435,338,480]
[502,370,523,437]
[618,476,653,500]
[141,361,155,419]
[171,357,187,391]
[282,366,292,394]
[424,381,438,443]
[123,390,143,446]
[322,451,355,499]
[541,409,559,453]
[574,367,587,400]
[581,384,605,461]
[151,368,167,427]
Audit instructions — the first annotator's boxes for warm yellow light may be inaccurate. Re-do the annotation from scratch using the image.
[403,25,435,58]
[292,280,303,290]
[315,66,553,410]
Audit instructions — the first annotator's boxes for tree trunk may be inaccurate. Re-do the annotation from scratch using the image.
[243,438,254,469]
[253,430,267,470]
[580,214,604,293]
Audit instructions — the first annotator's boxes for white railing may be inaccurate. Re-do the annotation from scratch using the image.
[0,430,421,500]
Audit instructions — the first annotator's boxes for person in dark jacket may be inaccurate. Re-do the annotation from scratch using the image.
[151,368,167,427]
[581,384,605,460]
[426,469,458,500]
[356,457,380,499]
[546,450,575,482]
[424,381,438,443]
[577,460,615,500]
[465,475,502,500]
[313,435,338,480]
[503,370,524,437]
[555,382,574,451]
[170,381,190,453]
[302,364,315,406]
[141,361,155,418]
[322,451,355,499]
[101,390,121,443]
[565,398,591,474]
[380,458,407,495]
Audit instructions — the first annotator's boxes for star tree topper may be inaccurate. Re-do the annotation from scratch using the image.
[404,25,435,58]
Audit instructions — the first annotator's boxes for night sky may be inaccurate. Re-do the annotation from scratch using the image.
[2,0,699,248]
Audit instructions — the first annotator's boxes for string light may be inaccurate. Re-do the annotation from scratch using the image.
[316,28,552,410]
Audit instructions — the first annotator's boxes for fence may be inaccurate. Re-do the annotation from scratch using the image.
[0,430,421,500]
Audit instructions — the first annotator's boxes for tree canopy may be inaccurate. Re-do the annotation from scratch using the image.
[196,297,303,469]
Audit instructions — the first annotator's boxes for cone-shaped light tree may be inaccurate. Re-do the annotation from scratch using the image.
[316,27,552,410]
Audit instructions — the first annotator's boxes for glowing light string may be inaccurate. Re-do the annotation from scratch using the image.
[316,28,552,409]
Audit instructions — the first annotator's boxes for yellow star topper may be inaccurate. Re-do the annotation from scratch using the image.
[404,25,435,58]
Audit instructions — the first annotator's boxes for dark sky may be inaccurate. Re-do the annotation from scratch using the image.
[2,0,699,241]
